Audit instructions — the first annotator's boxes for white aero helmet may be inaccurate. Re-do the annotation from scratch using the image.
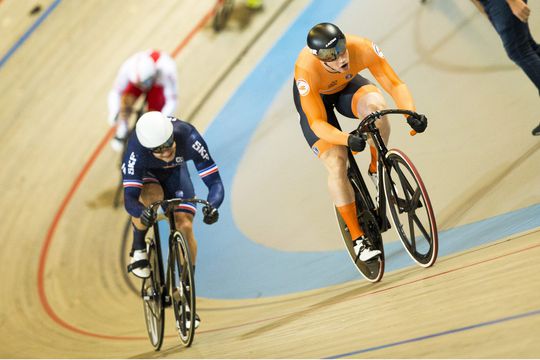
[128,52,157,89]
[136,111,174,149]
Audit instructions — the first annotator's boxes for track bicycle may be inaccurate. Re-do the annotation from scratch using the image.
[212,0,235,32]
[112,99,147,208]
[137,197,214,350]
[334,109,438,282]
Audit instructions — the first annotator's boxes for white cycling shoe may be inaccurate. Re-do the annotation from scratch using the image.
[184,303,200,329]
[128,249,150,279]
[353,238,381,262]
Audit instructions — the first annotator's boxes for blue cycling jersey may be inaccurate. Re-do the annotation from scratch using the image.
[121,117,224,218]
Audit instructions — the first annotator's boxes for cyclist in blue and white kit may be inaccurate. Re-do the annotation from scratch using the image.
[122,111,224,285]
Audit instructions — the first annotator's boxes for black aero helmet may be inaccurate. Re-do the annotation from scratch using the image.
[307,22,346,62]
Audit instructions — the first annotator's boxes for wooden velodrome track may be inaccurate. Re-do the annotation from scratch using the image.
[1,0,540,358]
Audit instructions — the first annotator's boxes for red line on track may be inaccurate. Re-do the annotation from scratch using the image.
[36,2,219,340]
[171,5,218,58]
[195,240,540,335]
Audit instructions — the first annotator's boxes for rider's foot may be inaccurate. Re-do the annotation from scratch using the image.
[353,237,381,262]
[532,122,540,136]
[110,135,125,152]
[186,313,201,330]
[185,303,200,329]
[127,249,150,279]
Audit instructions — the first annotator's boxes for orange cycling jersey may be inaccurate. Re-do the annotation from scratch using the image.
[294,34,415,146]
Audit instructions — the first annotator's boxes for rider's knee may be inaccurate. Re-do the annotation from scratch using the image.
[174,212,194,233]
[357,91,387,117]
[366,98,386,115]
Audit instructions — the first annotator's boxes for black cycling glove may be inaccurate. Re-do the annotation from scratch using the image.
[203,206,219,225]
[347,134,366,152]
[140,208,156,227]
[407,114,428,133]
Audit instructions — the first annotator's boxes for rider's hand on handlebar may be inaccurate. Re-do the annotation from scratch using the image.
[203,206,219,225]
[407,114,428,133]
[140,207,156,228]
[347,133,366,152]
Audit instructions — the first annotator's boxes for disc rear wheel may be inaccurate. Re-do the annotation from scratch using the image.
[335,207,385,282]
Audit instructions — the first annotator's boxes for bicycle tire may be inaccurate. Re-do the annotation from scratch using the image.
[142,239,165,350]
[383,149,438,267]
[335,207,384,282]
[170,231,196,347]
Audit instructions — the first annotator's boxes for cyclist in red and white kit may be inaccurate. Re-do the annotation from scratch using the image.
[107,50,178,151]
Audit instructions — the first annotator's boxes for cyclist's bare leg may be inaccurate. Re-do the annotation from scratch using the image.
[320,145,353,205]
[320,145,363,239]
[173,212,197,265]
[128,183,163,277]
[356,92,390,173]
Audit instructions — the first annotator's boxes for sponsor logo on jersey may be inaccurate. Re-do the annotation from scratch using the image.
[175,156,184,164]
[327,80,338,89]
[372,42,384,58]
[296,79,310,96]
[124,152,136,175]
[192,141,210,161]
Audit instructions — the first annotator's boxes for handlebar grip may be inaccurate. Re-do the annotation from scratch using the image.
[410,130,417,136]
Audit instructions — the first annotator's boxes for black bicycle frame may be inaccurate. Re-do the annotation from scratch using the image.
[346,125,391,233]
[146,197,212,304]
[350,109,421,232]
[150,220,171,305]
[149,202,185,307]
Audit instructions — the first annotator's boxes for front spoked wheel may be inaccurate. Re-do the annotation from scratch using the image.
[383,149,438,267]
[142,241,165,350]
[335,207,385,282]
[170,231,196,347]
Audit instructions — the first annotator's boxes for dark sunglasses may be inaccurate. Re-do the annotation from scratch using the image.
[315,38,346,62]
[151,135,175,154]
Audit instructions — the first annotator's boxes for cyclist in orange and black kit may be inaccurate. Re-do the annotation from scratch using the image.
[293,23,428,261]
